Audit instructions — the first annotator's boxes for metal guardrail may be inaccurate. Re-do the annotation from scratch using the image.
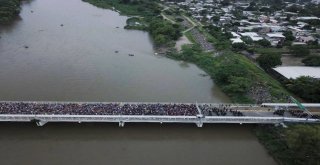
[0,114,319,126]
[0,101,259,107]
[203,116,284,124]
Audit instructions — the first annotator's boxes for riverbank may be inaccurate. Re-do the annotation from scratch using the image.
[0,0,21,23]
[254,124,320,165]
[167,45,289,103]
[82,0,160,16]
[83,0,182,50]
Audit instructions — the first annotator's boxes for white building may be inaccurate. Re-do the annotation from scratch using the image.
[240,32,264,41]
[273,66,320,79]
[231,38,244,44]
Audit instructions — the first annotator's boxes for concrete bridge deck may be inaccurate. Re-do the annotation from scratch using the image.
[0,101,319,127]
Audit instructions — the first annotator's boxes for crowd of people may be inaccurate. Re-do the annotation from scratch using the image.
[0,102,198,116]
[289,110,320,119]
[273,109,320,119]
[190,28,214,51]
[199,104,243,116]
[1,102,318,119]
[0,102,247,117]
[273,109,285,116]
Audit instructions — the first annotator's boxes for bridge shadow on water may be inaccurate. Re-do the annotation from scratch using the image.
[0,123,276,165]
[0,122,258,141]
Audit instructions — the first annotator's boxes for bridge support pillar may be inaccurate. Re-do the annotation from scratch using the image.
[119,121,125,127]
[196,122,203,128]
[280,123,288,128]
[36,120,47,127]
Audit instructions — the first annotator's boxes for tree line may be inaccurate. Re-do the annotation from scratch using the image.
[0,0,21,23]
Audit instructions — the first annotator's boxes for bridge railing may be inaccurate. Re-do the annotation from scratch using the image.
[0,114,35,121]
[203,116,284,123]
[36,115,199,123]
[0,101,260,107]
[0,114,200,123]
[0,114,318,124]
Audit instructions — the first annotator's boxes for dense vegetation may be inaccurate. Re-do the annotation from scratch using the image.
[0,0,20,23]
[232,42,247,51]
[256,39,271,48]
[286,76,320,102]
[257,53,282,70]
[255,124,320,165]
[149,19,182,45]
[286,2,320,19]
[168,45,288,103]
[302,55,320,66]
[83,0,161,16]
[204,25,231,51]
[289,45,310,57]
[124,17,148,31]
[83,0,181,46]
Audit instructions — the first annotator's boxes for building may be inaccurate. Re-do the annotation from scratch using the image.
[240,32,263,41]
[273,66,320,79]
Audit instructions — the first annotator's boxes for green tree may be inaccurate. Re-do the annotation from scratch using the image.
[120,0,131,4]
[0,0,21,23]
[283,30,295,41]
[241,36,253,45]
[154,34,166,45]
[286,76,320,102]
[285,125,320,164]
[302,55,320,66]
[289,45,310,57]
[246,2,258,11]
[223,76,251,94]
[214,59,248,84]
[211,15,220,22]
[307,39,318,46]
[149,19,182,45]
[221,0,230,6]
[257,53,282,70]
[255,125,320,165]
[286,4,302,13]
[232,42,247,51]
[257,39,271,47]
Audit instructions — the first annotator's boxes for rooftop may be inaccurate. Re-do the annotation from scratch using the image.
[266,33,285,38]
[273,66,320,79]
[240,32,259,37]
[231,38,244,43]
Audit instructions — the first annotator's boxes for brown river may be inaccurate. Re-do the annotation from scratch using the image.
[0,0,229,102]
[0,0,276,164]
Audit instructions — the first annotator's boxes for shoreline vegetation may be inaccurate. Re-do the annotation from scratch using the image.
[0,0,21,23]
[254,124,320,165]
[168,46,289,103]
[83,0,182,50]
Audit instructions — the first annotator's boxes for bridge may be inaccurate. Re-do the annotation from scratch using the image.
[0,101,319,127]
